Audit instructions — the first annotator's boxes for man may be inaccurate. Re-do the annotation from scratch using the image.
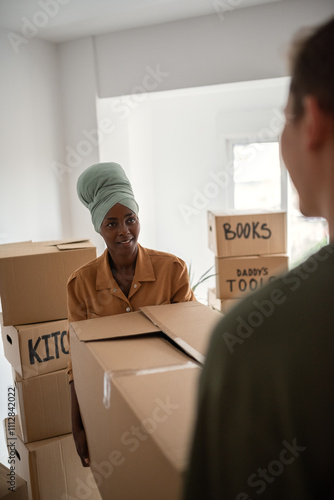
[183,17,334,500]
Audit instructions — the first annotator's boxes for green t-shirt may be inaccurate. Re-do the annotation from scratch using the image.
[183,244,334,500]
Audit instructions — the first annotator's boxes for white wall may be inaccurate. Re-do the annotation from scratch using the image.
[56,37,102,254]
[94,0,334,98]
[0,27,64,244]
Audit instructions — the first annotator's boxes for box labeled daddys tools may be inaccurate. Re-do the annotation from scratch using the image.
[215,254,289,299]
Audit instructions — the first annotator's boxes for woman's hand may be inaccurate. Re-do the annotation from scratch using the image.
[73,425,90,467]
[70,381,90,467]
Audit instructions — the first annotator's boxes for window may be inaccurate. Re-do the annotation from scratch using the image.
[229,138,328,266]
[231,141,283,211]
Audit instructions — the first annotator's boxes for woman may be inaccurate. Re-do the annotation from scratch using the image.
[67,162,195,467]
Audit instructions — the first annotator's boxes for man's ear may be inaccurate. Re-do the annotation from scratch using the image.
[303,96,332,150]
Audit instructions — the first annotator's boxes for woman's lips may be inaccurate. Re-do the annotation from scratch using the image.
[117,238,133,245]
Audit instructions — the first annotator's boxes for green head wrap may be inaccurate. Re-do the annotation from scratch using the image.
[77,162,139,233]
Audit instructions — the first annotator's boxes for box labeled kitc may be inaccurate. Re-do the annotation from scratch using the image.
[215,254,289,299]
[1,318,69,379]
[208,210,287,257]
[69,301,221,500]
[0,239,96,326]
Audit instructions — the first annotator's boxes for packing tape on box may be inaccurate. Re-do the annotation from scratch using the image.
[174,338,205,364]
[103,361,197,409]
[103,371,113,409]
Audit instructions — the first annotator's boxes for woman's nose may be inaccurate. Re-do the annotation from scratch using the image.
[118,222,130,235]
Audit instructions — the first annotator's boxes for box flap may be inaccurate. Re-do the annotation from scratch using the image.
[141,301,221,364]
[70,310,160,342]
[0,239,93,257]
[36,239,93,249]
[56,241,93,250]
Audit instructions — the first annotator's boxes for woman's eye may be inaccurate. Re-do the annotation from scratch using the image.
[127,218,136,224]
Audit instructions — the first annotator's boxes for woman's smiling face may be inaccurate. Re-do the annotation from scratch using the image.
[99,203,140,259]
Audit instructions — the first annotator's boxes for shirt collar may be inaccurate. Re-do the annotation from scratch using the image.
[96,244,155,290]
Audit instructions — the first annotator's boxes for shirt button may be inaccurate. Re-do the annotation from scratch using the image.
[134,284,137,289]
[126,307,131,312]
[113,288,117,293]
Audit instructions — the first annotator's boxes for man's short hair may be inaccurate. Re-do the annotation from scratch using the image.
[289,16,334,119]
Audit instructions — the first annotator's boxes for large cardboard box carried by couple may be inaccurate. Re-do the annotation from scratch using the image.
[70,300,221,500]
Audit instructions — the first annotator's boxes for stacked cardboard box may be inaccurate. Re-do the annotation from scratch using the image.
[3,418,102,500]
[0,240,101,500]
[0,460,28,500]
[207,210,289,311]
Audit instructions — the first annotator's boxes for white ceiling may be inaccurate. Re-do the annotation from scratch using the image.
[0,0,282,43]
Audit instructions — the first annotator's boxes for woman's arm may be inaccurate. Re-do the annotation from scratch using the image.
[70,380,90,467]
[171,259,196,303]
[67,273,91,466]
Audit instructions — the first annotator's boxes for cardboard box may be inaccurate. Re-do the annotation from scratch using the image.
[14,368,71,443]
[207,288,241,314]
[1,318,69,379]
[215,254,289,299]
[0,462,28,500]
[3,419,102,500]
[70,301,221,500]
[0,239,96,326]
[208,210,287,257]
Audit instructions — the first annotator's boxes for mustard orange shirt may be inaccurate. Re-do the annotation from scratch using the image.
[67,244,195,381]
